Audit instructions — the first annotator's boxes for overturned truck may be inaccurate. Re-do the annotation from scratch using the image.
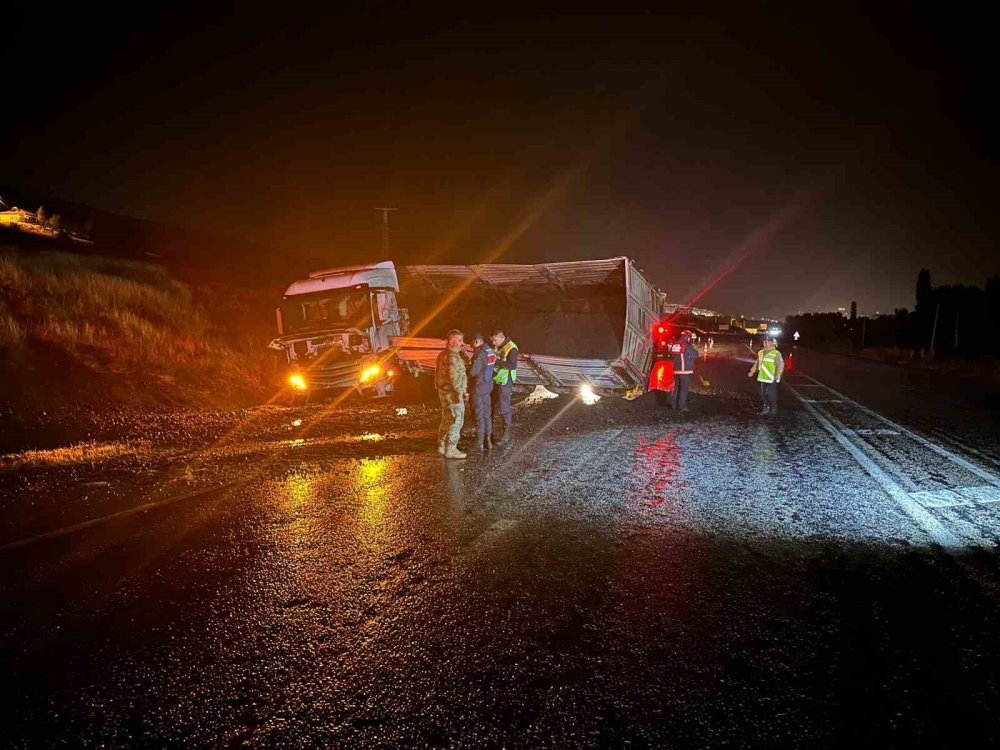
[269,257,664,400]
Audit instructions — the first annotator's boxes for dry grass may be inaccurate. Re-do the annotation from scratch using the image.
[0,440,138,471]
[0,248,272,405]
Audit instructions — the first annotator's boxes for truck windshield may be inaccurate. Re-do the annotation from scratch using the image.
[281,288,372,334]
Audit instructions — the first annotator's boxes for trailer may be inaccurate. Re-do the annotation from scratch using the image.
[268,256,664,400]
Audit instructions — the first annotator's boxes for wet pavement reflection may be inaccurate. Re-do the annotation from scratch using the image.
[2,350,999,746]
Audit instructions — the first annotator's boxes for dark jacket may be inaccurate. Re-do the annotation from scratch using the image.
[670,341,699,374]
[469,344,496,395]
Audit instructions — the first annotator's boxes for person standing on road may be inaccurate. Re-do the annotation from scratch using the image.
[468,332,496,452]
[490,328,518,444]
[436,329,469,459]
[748,335,784,415]
[671,330,699,412]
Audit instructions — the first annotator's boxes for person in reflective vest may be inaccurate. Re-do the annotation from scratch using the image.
[670,330,699,412]
[468,332,497,452]
[490,328,518,444]
[748,335,784,415]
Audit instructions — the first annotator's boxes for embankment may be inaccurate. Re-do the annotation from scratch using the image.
[0,248,277,449]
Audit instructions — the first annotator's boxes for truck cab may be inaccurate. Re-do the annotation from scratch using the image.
[269,261,409,397]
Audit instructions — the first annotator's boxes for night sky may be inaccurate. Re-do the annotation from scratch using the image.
[3,4,996,318]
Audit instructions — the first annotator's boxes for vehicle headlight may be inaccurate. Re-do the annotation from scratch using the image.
[359,365,381,384]
[289,374,308,391]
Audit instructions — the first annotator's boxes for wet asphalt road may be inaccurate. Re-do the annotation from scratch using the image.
[2,346,1000,748]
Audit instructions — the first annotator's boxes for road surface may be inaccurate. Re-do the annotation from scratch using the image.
[2,345,999,747]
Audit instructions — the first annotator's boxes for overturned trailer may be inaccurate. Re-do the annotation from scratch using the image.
[269,257,664,400]
[394,257,663,398]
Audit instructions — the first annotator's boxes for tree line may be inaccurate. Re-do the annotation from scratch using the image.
[785,269,1000,359]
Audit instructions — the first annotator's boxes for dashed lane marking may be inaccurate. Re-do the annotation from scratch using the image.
[849,429,900,436]
[465,518,520,554]
[796,373,1000,491]
[787,384,967,548]
[908,486,1000,508]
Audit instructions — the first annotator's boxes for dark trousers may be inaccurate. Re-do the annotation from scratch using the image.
[672,373,692,411]
[472,389,492,446]
[492,384,513,433]
[759,381,778,412]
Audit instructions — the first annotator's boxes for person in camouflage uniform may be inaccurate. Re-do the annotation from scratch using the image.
[435,329,469,459]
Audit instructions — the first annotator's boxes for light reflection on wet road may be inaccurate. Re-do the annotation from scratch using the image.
[2,348,999,747]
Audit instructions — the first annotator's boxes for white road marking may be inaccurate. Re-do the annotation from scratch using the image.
[787,384,968,548]
[909,488,975,508]
[796,373,1000,490]
[955,485,1000,504]
[467,518,520,553]
[850,429,900,436]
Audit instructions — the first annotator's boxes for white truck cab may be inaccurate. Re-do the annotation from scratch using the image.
[269,261,409,396]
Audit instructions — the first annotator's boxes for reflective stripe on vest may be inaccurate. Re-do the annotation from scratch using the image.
[671,342,693,374]
[493,340,518,385]
[757,349,780,383]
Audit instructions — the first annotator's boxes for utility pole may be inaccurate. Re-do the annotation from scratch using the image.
[929,302,940,356]
[861,318,867,348]
[374,207,397,259]
[954,312,959,352]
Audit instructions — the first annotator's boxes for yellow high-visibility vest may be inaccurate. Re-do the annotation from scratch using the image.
[757,349,780,383]
[493,340,518,385]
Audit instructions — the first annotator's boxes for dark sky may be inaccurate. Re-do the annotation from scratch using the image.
[3,3,996,318]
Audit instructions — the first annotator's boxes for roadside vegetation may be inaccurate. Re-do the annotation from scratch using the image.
[0,248,277,446]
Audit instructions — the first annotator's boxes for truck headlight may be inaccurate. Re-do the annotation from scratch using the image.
[579,384,601,405]
[359,365,381,384]
[289,374,308,391]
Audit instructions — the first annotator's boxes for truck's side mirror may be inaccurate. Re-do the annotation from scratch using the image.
[374,292,397,326]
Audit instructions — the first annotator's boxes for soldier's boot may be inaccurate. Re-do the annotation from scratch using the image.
[474,435,486,452]
[437,438,446,455]
[444,444,467,459]
[485,435,493,450]
[496,426,511,445]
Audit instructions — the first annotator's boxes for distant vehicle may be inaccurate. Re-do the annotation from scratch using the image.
[268,257,665,401]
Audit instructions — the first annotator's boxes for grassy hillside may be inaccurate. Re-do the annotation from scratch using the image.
[0,248,277,446]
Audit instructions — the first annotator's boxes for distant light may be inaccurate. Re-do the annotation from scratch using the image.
[579,385,601,405]
[658,326,664,333]
[289,374,308,391]
[292,419,303,427]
